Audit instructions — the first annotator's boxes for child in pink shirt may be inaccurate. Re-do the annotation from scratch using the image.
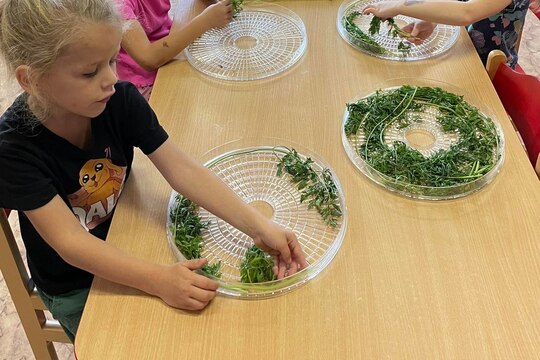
[117,0,232,100]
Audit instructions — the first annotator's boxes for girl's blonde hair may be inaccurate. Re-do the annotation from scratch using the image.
[0,0,122,120]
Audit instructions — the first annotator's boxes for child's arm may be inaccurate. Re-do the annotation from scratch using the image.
[25,196,219,310]
[363,0,512,26]
[147,139,308,278]
[121,0,232,71]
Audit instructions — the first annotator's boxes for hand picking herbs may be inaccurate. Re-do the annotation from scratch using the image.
[275,148,342,228]
[169,195,222,278]
[344,85,501,192]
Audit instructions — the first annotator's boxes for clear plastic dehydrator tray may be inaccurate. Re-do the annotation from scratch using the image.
[166,140,347,298]
[337,0,459,61]
[185,2,307,81]
[341,78,505,200]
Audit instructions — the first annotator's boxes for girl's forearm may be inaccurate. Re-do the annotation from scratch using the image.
[142,16,208,70]
[394,0,511,26]
[149,141,269,239]
[25,197,165,297]
[62,229,165,296]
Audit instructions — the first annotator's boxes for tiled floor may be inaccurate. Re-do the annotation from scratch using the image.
[1,10,539,360]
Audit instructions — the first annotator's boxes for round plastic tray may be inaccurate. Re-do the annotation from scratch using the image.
[341,78,505,200]
[167,143,347,298]
[185,2,307,81]
[337,0,459,61]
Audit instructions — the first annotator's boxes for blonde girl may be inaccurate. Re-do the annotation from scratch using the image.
[0,0,306,341]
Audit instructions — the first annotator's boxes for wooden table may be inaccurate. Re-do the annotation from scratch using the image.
[75,1,540,358]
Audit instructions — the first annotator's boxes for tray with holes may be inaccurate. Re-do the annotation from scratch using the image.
[341,78,504,200]
[166,143,347,298]
[337,0,459,61]
[185,2,307,81]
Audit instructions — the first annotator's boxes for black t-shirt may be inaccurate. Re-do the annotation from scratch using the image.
[0,81,168,295]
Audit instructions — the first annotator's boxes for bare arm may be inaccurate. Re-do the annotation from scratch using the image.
[148,139,308,277]
[364,0,512,26]
[121,0,232,71]
[25,196,219,310]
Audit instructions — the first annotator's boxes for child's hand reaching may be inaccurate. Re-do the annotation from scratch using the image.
[251,220,308,279]
[363,1,402,20]
[154,259,219,310]
[200,0,233,29]
[402,20,437,44]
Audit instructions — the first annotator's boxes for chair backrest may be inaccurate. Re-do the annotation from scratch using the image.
[486,50,540,176]
[0,209,70,360]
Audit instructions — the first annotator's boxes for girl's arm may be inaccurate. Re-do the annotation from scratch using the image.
[121,0,232,71]
[25,196,219,310]
[363,0,512,26]
[147,139,308,278]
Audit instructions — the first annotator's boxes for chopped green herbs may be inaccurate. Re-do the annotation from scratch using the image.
[240,246,276,283]
[345,85,501,192]
[169,195,221,278]
[276,148,342,228]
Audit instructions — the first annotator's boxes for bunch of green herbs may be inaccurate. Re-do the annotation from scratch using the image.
[344,85,500,190]
[240,246,276,283]
[276,148,342,228]
[343,11,386,54]
[369,16,414,55]
[169,195,222,277]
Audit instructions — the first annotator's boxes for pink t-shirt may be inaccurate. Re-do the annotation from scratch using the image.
[117,0,173,87]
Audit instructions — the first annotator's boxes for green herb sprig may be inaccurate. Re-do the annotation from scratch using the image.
[276,148,342,228]
[169,195,222,277]
[343,11,386,54]
[240,246,276,283]
[369,16,414,55]
[232,0,245,16]
[345,86,500,192]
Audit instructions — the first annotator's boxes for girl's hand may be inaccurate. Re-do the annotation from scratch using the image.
[155,259,219,310]
[363,1,402,19]
[251,220,308,279]
[402,20,436,44]
[200,0,233,29]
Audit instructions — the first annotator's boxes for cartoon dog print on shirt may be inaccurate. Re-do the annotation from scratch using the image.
[68,158,126,230]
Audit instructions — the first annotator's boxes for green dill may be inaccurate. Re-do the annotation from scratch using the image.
[240,246,276,283]
[169,195,222,278]
[344,85,501,192]
[343,11,386,54]
[276,148,342,228]
[232,0,245,16]
[368,16,412,55]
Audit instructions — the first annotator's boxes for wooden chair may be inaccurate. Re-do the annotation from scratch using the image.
[486,50,540,177]
[0,209,70,360]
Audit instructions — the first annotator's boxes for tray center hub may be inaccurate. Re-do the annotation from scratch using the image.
[250,200,274,219]
[235,36,258,49]
[405,128,436,150]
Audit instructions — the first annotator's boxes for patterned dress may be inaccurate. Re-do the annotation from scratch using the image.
[467,0,530,68]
